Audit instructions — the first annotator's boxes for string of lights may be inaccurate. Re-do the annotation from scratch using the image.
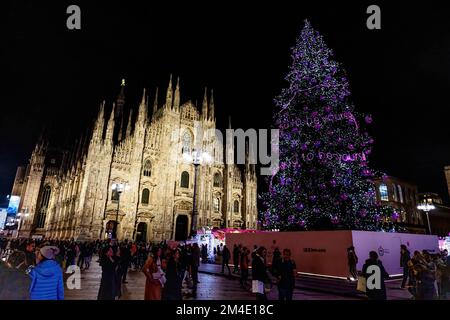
[261,20,395,231]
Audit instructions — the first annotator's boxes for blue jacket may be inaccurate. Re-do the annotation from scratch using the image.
[29,259,64,300]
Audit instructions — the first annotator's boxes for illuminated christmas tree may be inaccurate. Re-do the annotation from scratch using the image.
[262,20,392,231]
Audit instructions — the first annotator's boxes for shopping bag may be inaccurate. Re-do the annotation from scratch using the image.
[356,277,366,292]
[152,272,163,280]
[252,280,264,294]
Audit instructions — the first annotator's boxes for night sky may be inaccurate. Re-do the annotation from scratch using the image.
[1,1,450,206]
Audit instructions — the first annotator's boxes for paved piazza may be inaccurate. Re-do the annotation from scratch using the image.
[64,257,410,300]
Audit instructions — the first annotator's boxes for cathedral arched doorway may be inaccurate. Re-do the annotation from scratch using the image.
[105,220,118,239]
[136,222,147,243]
[175,215,188,241]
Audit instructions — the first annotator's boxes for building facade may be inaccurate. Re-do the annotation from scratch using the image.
[418,192,450,236]
[12,77,258,241]
[373,175,425,233]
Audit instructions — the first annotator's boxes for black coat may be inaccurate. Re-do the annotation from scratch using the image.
[252,255,267,282]
[120,247,131,266]
[400,250,410,268]
[233,247,240,262]
[362,259,389,300]
[0,262,30,300]
[192,247,200,268]
[97,257,118,300]
[163,258,183,300]
[222,247,231,261]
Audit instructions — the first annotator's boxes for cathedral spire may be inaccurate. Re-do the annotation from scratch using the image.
[126,109,133,138]
[137,88,148,124]
[118,113,125,141]
[105,103,116,142]
[116,78,126,117]
[246,136,256,176]
[245,139,255,173]
[202,87,208,120]
[165,74,173,109]
[245,140,249,167]
[226,116,234,165]
[153,87,159,115]
[209,89,215,121]
[173,77,180,112]
[94,101,105,140]
[140,87,146,105]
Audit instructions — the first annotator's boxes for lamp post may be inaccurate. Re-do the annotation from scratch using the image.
[111,183,126,240]
[183,149,211,239]
[417,202,435,235]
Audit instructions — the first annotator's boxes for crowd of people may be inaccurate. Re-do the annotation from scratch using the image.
[215,243,297,301]
[0,237,298,301]
[96,240,203,300]
[348,244,450,300]
[2,236,449,301]
[0,238,65,300]
[0,237,206,300]
[399,246,449,300]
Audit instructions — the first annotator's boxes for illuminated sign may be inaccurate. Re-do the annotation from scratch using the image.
[7,196,20,215]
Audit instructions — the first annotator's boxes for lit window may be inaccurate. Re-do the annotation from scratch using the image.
[379,184,388,201]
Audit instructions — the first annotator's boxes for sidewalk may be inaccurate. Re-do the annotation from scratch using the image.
[198,263,413,300]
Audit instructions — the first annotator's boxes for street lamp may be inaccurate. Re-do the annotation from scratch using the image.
[183,149,212,238]
[111,183,127,240]
[417,202,435,235]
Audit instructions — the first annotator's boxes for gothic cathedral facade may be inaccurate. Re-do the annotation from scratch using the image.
[12,77,258,241]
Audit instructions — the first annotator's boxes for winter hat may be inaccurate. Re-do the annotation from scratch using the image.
[40,246,60,260]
